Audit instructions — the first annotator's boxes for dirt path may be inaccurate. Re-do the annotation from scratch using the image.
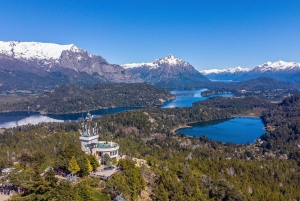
[0,193,12,201]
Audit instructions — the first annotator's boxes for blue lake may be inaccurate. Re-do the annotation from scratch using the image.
[162,89,232,108]
[0,107,142,128]
[0,89,232,128]
[176,117,266,144]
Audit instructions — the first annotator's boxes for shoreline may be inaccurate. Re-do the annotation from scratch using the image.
[172,115,264,134]
[172,124,193,134]
[0,106,148,115]
[0,98,177,115]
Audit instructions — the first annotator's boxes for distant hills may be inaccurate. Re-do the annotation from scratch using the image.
[201,60,300,84]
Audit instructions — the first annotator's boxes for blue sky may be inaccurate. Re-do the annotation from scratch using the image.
[1,0,300,70]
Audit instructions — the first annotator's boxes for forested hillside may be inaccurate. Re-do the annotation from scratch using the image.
[0,83,174,114]
[156,77,299,101]
[1,95,300,200]
[261,93,300,157]
[200,77,300,100]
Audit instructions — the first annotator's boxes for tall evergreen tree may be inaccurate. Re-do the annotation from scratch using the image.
[86,158,93,173]
[154,183,169,201]
[88,154,100,171]
[68,156,80,174]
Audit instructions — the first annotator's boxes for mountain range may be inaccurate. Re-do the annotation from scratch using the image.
[200,66,250,81]
[201,61,300,83]
[1,41,300,94]
[0,41,141,93]
[0,41,209,93]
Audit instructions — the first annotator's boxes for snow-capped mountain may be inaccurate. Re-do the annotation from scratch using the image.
[0,41,81,61]
[0,41,141,93]
[122,55,210,84]
[201,66,250,81]
[252,60,300,72]
[200,66,250,75]
[122,55,191,69]
[202,60,300,83]
[238,60,300,83]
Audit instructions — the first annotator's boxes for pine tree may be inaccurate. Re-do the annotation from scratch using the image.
[88,154,100,171]
[154,183,169,201]
[86,158,93,173]
[68,156,80,174]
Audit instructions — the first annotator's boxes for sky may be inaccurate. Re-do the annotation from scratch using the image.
[1,0,300,70]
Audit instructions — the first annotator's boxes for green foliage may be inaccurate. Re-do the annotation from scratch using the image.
[154,184,169,201]
[103,153,112,166]
[4,93,300,200]
[11,170,110,201]
[68,156,80,174]
[261,93,300,153]
[104,159,146,200]
[88,154,100,171]
[55,144,92,176]
[86,158,93,173]
[44,169,58,188]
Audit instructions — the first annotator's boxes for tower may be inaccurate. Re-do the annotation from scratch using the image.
[79,112,99,154]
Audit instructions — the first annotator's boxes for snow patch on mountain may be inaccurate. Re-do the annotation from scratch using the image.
[0,41,81,60]
[201,66,250,75]
[122,62,159,69]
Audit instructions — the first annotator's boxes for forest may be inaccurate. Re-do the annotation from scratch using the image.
[200,77,299,101]
[0,83,174,114]
[1,94,300,200]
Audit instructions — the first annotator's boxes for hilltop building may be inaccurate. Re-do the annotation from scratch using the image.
[79,112,119,163]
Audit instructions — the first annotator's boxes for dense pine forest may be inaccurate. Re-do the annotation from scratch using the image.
[0,83,174,114]
[1,94,300,200]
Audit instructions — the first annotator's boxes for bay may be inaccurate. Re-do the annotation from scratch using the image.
[162,89,232,108]
[176,117,265,144]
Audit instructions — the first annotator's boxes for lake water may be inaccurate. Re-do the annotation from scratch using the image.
[176,117,265,144]
[0,89,232,128]
[162,89,232,108]
[0,107,142,128]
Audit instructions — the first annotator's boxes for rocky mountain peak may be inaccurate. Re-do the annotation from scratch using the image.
[153,54,190,67]
[0,41,143,93]
[122,54,210,84]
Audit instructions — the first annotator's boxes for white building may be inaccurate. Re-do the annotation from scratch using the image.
[79,112,119,163]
